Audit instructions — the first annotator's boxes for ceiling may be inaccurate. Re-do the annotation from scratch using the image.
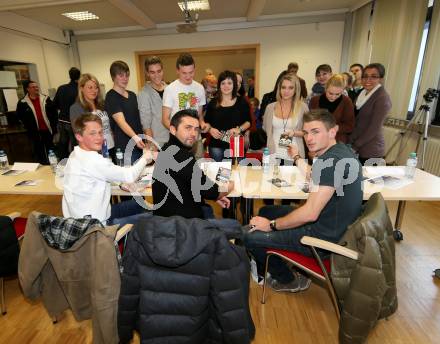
[0,0,366,34]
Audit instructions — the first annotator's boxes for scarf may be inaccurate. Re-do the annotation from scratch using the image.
[319,93,343,114]
[356,84,382,110]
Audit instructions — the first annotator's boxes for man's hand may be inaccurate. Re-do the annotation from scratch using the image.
[134,135,146,149]
[287,144,299,158]
[249,216,271,232]
[209,127,222,139]
[228,127,241,136]
[200,120,210,133]
[216,196,230,209]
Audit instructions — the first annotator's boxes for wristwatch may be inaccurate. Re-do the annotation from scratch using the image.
[269,219,278,231]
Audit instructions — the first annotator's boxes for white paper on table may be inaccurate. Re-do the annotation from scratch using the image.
[364,166,406,178]
[12,162,40,171]
[199,161,232,182]
[365,175,414,190]
[3,89,19,111]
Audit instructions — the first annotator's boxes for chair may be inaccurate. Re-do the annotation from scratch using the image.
[261,238,358,319]
[0,212,27,315]
[261,193,397,334]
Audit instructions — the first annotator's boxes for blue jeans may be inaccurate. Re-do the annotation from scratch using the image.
[201,204,242,239]
[108,199,150,228]
[243,205,314,283]
[208,146,227,162]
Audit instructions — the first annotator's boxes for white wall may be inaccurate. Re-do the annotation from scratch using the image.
[0,12,74,94]
[77,21,345,97]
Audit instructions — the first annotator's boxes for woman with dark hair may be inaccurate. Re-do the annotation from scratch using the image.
[204,70,251,162]
[349,63,392,164]
[309,74,355,143]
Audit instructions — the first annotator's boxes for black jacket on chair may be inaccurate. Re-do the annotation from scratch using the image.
[118,216,255,344]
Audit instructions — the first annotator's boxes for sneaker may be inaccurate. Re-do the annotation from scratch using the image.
[267,273,311,293]
[267,275,300,293]
[296,272,312,291]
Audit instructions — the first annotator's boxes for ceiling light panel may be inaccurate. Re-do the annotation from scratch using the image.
[62,11,99,21]
[178,0,210,12]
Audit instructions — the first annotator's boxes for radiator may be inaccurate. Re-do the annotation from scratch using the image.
[383,126,440,176]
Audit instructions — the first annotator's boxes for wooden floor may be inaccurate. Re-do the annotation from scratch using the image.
[1,195,440,343]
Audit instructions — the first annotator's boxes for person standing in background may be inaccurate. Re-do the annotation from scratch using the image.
[287,62,307,99]
[162,53,207,158]
[204,70,251,162]
[263,73,308,162]
[309,74,355,143]
[349,63,364,103]
[138,56,168,148]
[105,60,145,164]
[70,73,114,158]
[16,80,57,164]
[53,67,80,159]
[350,63,392,165]
[309,64,333,100]
[247,77,255,98]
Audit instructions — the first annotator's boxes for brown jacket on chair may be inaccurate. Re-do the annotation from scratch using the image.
[331,193,398,344]
[18,212,121,344]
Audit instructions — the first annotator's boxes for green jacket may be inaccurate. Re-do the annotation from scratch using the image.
[331,193,398,344]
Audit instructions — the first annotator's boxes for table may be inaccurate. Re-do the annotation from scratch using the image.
[0,165,242,213]
[238,165,440,240]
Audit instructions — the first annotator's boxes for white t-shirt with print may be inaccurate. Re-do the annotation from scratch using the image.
[162,79,206,118]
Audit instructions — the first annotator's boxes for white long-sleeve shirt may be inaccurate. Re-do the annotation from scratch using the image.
[62,146,147,223]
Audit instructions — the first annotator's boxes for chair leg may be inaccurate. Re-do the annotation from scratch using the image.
[261,254,272,304]
[310,247,340,320]
[1,277,6,315]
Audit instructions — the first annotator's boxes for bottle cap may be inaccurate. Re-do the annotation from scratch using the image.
[409,152,417,158]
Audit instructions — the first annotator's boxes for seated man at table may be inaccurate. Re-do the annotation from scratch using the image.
[63,113,154,226]
[244,109,363,292]
[152,109,234,219]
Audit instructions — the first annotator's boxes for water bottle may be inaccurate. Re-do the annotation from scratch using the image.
[116,148,124,167]
[0,150,9,170]
[405,152,417,179]
[102,139,109,158]
[48,150,58,173]
[262,147,270,173]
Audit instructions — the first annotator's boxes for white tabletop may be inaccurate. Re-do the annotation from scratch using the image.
[0,164,242,198]
[238,166,440,201]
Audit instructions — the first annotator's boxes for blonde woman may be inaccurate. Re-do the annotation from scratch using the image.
[309,74,355,143]
[70,73,114,155]
[263,73,308,161]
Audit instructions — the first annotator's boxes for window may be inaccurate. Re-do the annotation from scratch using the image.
[407,0,434,120]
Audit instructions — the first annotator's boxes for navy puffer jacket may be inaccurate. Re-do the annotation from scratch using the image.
[118,216,255,344]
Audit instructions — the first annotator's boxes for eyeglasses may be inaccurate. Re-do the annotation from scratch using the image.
[362,75,380,80]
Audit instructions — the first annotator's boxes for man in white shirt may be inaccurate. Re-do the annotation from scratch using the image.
[62,113,153,226]
[162,52,207,130]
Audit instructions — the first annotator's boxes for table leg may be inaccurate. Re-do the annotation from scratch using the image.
[230,197,237,219]
[243,198,253,225]
[393,200,406,241]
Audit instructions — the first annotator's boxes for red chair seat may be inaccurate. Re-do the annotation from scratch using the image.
[13,217,27,239]
[267,248,331,277]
